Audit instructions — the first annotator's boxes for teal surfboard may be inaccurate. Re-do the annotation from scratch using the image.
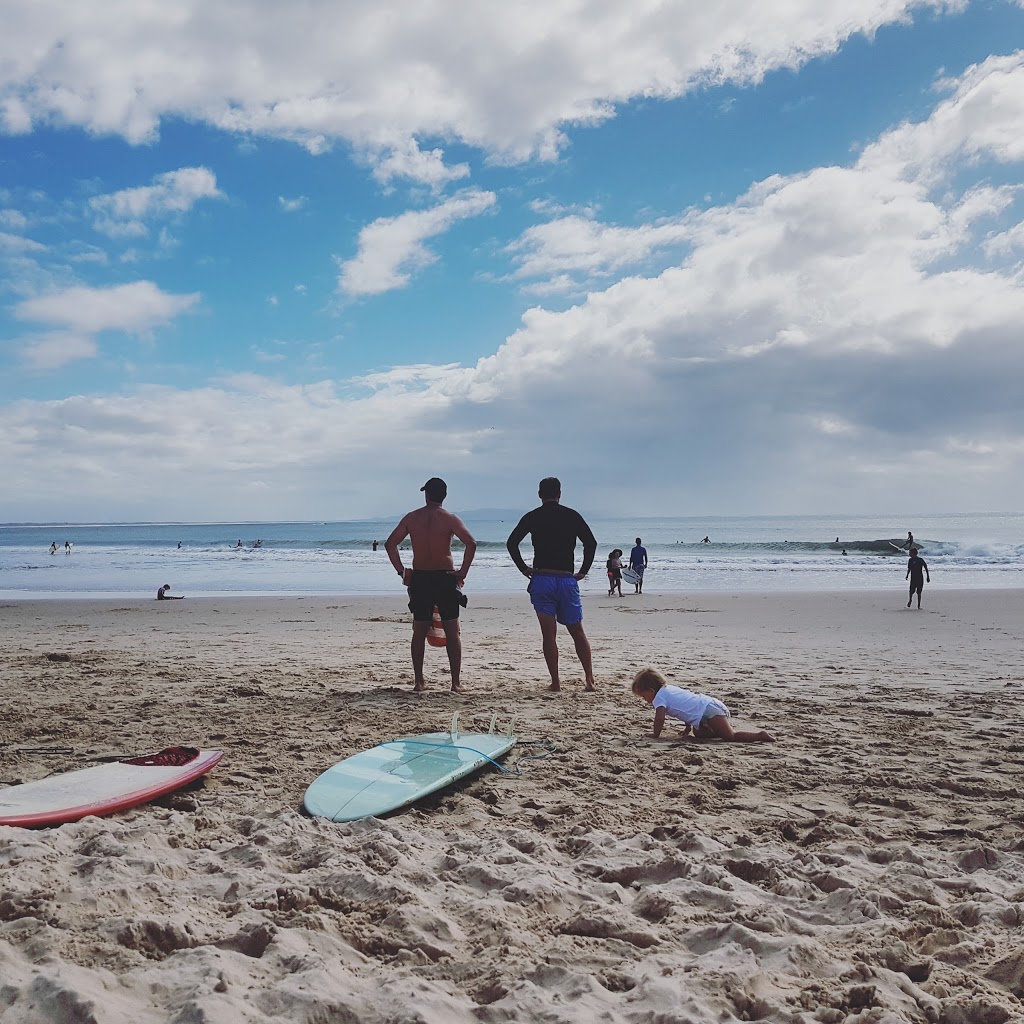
[304,714,516,823]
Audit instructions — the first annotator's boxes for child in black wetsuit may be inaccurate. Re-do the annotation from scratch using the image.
[905,547,930,609]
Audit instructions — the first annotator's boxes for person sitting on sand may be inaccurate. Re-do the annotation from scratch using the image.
[632,667,775,742]
[157,584,184,600]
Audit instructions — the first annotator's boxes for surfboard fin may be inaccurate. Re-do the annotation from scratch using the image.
[450,712,460,740]
[487,713,499,735]
[505,716,518,739]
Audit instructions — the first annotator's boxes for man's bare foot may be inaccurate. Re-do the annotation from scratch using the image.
[758,731,776,742]
[450,683,465,693]
[584,682,596,692]
[547,681,561,691]
[413,681,428,692]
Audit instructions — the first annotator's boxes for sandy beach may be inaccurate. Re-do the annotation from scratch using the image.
[1,588,1022,1023]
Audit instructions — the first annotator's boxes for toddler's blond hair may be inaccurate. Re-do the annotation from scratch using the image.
[631,667,667,696]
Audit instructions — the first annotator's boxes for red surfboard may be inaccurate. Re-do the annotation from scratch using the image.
[0,747,223,827]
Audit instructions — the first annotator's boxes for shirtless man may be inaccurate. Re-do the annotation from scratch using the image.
[385,478,477,692]
[506,476,597,692]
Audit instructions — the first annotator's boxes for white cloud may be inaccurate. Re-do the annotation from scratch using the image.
[1,96,32,133]
[862,52,1024,181]
[15,281,200,336]
[278,195,307,212]
[0,208,29,230]
[506,213,692,289]
[18,331,98,370]
[336,189,496,297]
[984,219,1024,257]
[5,40,1024,517]
[0,1,958,184]
[89,167,222,238]
[0,231,45,253]
[368,139,470,190]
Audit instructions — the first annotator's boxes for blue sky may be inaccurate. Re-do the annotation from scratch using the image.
[2,0,1024,521]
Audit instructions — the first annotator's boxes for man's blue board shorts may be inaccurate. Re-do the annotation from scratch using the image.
[527,574,583,625]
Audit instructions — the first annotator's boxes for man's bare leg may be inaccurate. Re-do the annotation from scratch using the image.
[442,618,463,692]
[411,621,429,691]
[566,621,596,691]
[536,611,561,690]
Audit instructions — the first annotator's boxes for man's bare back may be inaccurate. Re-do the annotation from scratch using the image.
[385,479,477,693]
[397,506,464,571]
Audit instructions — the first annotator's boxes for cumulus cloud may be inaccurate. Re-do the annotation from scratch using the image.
[368,139,470,190]
[18,332,97,371]
[278,195,307,212]
[0,1,957,184]
[505,214,692,291]
[4,35,1024,517]
[337,190,496,297]
[10,281,200,369]
[983,219,1024,257]
[0,231,45,253]
[0,208,29,230]
[89,167,222,238]
[15,281,200,335]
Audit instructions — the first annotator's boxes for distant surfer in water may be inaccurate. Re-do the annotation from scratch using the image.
[904,531,914,549]
[905,547,930,609]
[385,477,477,693]
[157,584,184,600]
[506,476,597,692]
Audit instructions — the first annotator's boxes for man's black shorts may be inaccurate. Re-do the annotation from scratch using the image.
[408,570,463,622]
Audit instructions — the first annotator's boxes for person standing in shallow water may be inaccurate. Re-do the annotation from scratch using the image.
[506,476,597,692]
[385,478,477,693]
[906,547,930,609]
[629,536,648,593]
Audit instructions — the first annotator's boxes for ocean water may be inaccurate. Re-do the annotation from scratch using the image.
[1,512,1022,599]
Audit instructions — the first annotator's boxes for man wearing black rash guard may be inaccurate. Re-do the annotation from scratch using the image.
[506,477,598,692]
